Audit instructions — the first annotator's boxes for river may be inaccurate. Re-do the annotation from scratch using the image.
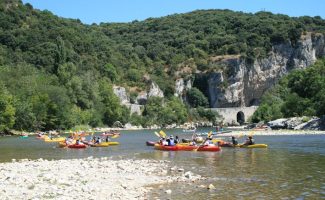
[1,128,325,199]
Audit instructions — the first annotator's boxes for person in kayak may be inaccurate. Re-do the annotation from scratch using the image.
[174,136,180,144]
[243,136,255,146]
[231,136,238,145]
[167,135,175,146]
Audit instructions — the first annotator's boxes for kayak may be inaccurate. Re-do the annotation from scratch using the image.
[100,141,119,146]
[177,145,197,151]
[20,135,28,139]
[220,143,268,148]
[146,141,156,146]
[196,145,221,152]
[44,137,66,142]
[240,144,268,148]
[182,129,196,133]
[154,144,221,152]
[67,144,87,149]
[58,142,67,148]
[90,143,109,147]
[154,144,178,151]
[101,132,120,136]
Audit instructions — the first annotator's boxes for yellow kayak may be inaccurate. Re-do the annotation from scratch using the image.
[58,142,67,148]
[101,141,119,146]
[90,143,109,147]
[240,144,268,148]
[44,137,66,142]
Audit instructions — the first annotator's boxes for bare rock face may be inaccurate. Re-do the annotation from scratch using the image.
[174,78,192,98]
[207,33,325,108]
[136,82,164,105]
[113,86,130,105]
[148,82,164,98]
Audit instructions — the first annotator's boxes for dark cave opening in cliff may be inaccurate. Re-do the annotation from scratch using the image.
[237,111,245,125]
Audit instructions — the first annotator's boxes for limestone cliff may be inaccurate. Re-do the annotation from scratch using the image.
[206,33,325,108]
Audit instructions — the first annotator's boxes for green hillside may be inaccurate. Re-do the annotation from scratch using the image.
[0,0,324,132]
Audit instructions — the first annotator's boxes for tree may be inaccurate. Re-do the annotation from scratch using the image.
[187,87,209,108]
[0,85,15,132]
[99,79,123,126]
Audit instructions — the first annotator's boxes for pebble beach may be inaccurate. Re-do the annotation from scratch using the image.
[0,158,202,200]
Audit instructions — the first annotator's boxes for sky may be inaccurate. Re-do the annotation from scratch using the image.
[22,0,325,24]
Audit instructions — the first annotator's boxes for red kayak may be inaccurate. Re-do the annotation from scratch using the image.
[146,141,156,146]
[67,144,87,149]
[196,145,221,152]
[154,144,220,152]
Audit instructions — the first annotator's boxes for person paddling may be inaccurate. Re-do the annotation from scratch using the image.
[231,136,238,146]
[243,136,255,146]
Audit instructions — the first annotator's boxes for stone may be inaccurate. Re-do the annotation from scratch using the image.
[207,184,216,190]
[177,168,184,172]
[184,171,192,179]
[165,189,172,194]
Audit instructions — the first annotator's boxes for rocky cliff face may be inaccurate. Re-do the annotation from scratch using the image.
[113,81,164,114]
[207,33,325,108]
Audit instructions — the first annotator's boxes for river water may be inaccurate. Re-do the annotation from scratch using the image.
[1,128,325,199]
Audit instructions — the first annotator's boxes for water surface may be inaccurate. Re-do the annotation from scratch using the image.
[1,129,324,199]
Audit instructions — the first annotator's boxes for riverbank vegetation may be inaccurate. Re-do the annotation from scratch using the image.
[0,1,324,132]
[252,58,325,122]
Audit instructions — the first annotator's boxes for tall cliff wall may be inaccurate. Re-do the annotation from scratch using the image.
[207,33,325,108]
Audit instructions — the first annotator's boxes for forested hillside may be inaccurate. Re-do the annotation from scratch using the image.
[0,0,324,132]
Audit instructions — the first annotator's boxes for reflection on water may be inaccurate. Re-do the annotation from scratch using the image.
[1,129,325,199]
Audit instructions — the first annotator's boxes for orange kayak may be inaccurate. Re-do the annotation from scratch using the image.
[196,145,221,152]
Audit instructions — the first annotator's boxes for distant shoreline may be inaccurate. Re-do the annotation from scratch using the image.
[216,130,325,137]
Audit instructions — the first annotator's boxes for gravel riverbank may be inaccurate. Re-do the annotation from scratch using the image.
[0,158,203,200]
[219,130,325,137]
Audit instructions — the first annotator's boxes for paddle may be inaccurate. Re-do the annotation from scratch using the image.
[193,131,212,151]
[111,134,120,139]
[154,131,161,138]
[159,130,167,138]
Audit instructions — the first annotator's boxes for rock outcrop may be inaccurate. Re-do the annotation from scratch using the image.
[174,78,192,98]
[113,86,130,105]
[207,33,325,108]
[113,82,164,115]
[267,116,325,130]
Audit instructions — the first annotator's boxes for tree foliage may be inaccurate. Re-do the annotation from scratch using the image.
[0,1,324,130]
[252,58,325,122]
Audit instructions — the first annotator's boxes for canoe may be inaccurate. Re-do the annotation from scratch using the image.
[44,137,66,142]
[90,143,109,147]
[100,141,119,146]
[67,144,87,149]
[146,141,156,146]
[240,144,268,148]
[196,145,221,152]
